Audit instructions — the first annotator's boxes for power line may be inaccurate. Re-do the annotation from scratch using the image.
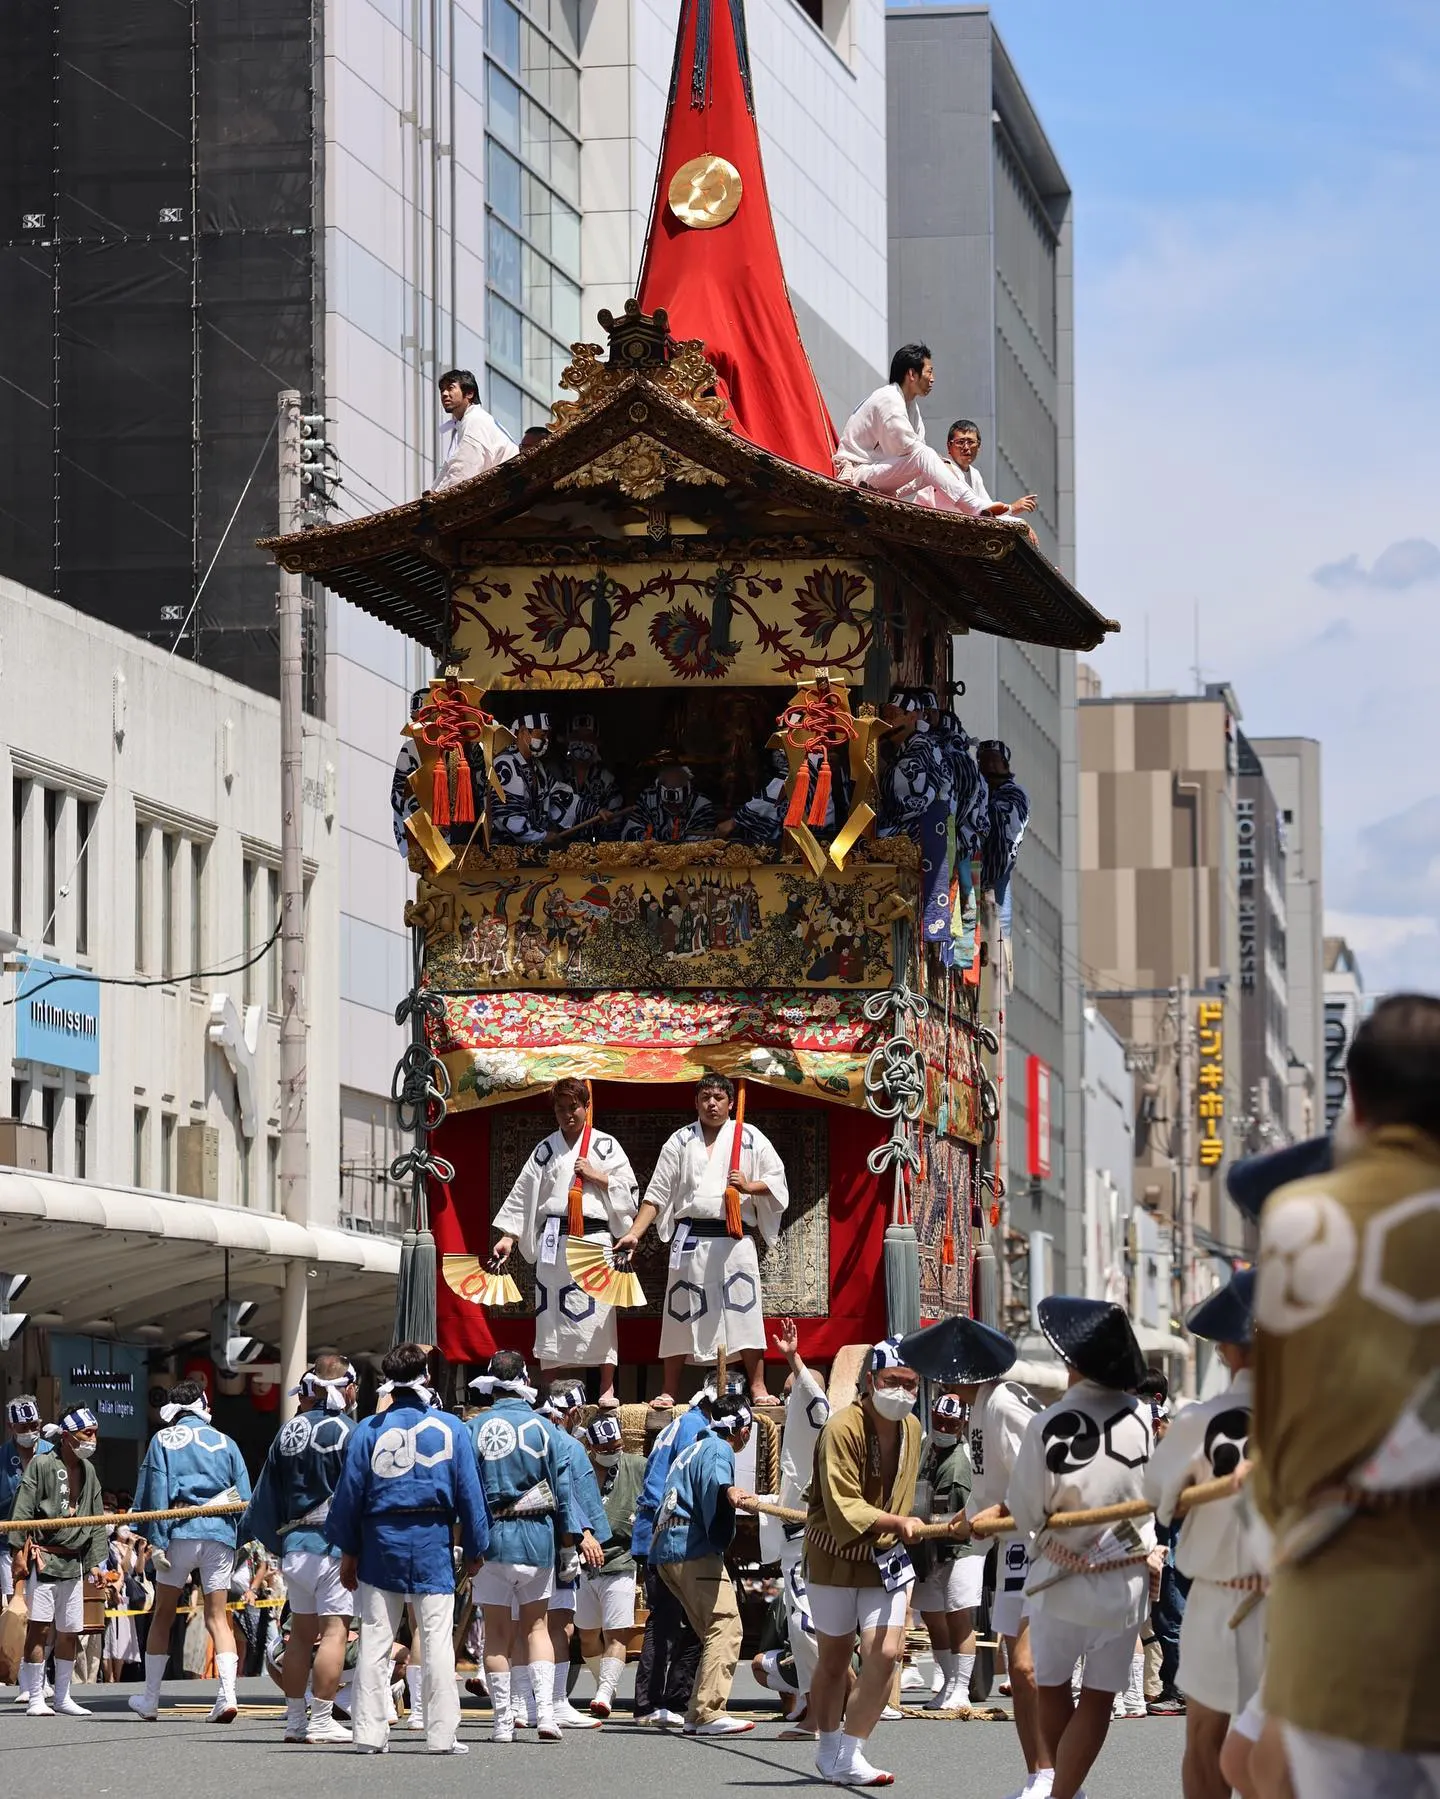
[168,413,279,657]
[3,919,282,1007]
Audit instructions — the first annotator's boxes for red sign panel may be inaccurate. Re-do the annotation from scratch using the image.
[1027,1057,1052,1180]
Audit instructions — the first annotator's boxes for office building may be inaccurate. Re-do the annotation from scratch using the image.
[1322,935,1366,1129]
[1251,736,1324,1138]
[1235,731,1289,1153]
[887,4,1080,1283]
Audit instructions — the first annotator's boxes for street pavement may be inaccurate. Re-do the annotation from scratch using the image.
[1,1671,1186,1796]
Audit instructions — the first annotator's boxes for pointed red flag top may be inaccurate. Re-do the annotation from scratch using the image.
[636,0,838,476]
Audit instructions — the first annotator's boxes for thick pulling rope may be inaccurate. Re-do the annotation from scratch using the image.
[1,1502,246,1533]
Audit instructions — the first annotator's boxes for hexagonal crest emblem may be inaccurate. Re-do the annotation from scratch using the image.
[1360,1190,1440,1327]
[722,1272,758,1315]
[559,1283,597,1324]
[667,1280,706,1324]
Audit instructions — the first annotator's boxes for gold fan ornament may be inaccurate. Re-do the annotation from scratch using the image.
[443,1254,522,1307]
[564,1237,648,1308]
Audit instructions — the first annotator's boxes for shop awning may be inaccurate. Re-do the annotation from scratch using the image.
[0,1170,400,1352]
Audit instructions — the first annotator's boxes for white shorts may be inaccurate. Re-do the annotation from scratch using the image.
[914,1553,986,1616]
[282,1550,353,1619]
[1282,1724,1440,1799]
[549,1584,577,1614]
[473,1560,553,1610]
[807,1582,909,1640]
[158,1537,235,1595]
[1030,1615,1137,1693]
[30,1576,85,1632]
[990,1538,1031,1640]
[575,1572,637,1634]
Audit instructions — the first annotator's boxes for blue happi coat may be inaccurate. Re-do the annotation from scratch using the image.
[133,1419,252,1552]
[1,1439,52,1518]
[327,1400,488,1595]
[241,1408,355,1558]
[467,1397,584,1567]
[631,1406,708,1558]
[652,1428,737,1565]
[554,1428,612,1542]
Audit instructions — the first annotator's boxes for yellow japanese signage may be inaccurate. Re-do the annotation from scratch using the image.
[1196,999,1224,1173]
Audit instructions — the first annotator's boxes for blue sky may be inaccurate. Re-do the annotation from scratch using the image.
[919,0,1440,996]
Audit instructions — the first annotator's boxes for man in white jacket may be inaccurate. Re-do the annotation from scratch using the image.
[1007,1297,1154,1799]
[1145,1269,1268,1799]
[833,345,991,514]
[432,369,518,490]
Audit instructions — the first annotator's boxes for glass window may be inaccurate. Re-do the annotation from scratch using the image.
[486,0,521,73]
[487,369,524,440]
[268,868,282,1014]
[487,290,524,375]
[74,1093,90,1179]
[162,831,179,979]
[550,129,579,204]
[190,842,205,984]
[133,1106,148,1189]
[134,823,148,973]
[75,799,94,956]
[238,1132,251,1207]
[487,214,522,303]
[486,139,522,227]
[242,858,256,1006]
[552,269,581,343]
[522,243,552,330]
[161,1114,176,1193]
[520,95,551,184]
[487,62,521,152]
[550,192,580,276]
[268,1137,280,1212]
[42,788,58,944]
[523,316,564,395]
[10,779,24,935]
[41,1088,57,1172]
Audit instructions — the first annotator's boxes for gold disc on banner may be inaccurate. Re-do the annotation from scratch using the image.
[667,154,743,230]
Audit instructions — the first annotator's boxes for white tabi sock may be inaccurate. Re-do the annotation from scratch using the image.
[19,1663,39,1702]
[935,1650,958,1681]
[553,1660,570,1702]
[53,1659,76,1708]
[216,1651,238,1702]
[406,1664,424,1723]
[534,1662,557,1727]
[512,1663,534,1723]
[598,1655,624,1697]
[836,1733,866,1775]
[285,1697,307,1734]
[489,1670,512,1734]
[310,1697,334,1727]
[954,1653,976,1697]
[142,1651,168,1703]
[816,1727,843,1775]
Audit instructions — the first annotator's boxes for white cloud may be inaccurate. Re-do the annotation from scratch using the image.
[1314,538,1440,590]
[1325,911,1440,998]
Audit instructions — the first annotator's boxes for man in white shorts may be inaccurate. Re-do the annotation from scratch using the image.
[466,1350,596,1742]
[129,1378,252,1723]
[538,1381,610,1729]
[241,1350,359,1743]
[8,1406,107,1716]
[2,1396,54,1614]
[576,1412,644,1718]
[912,1392,985,1713]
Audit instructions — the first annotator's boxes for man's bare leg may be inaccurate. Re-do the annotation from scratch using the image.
[657,1354,685,1406]
[1184,1699,1233,1799]
[1048,1686,1115,1799]
[842,1622,905,1742]
[1008,1621,1050,1773]
[283,1613,319,1700]
[742,1345,773,1404]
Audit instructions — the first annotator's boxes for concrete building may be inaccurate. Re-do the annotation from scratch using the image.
[1235,732,1290,1154]
[887,4,1081,1286]
[1079,678,1249,1308]
[1251,736,1324,1138]
[1,579,397,1469]
[1322,936,1366,1130]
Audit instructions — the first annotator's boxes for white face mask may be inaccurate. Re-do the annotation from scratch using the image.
[72,1441,97,1460]
[870,1387,917,1421]
[594,1452,620,1470]
[930,1431,958,1448]
[14,1431,39,1449]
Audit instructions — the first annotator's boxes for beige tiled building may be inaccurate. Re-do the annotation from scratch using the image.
[1078,677,1250,1303]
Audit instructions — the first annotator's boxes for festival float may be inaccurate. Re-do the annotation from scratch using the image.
[263,0,1115,1402]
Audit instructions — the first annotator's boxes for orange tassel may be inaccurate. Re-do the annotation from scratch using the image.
[783,764,810,829]
[569,1095,593,1238]
[940,1223,956,1268]
[431,755,451,827]
[723,1081,747,1238]
[806,757,832,827]
[451,748,475,824]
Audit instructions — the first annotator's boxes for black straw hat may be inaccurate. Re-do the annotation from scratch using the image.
[898,1315,1016,1385]
[1186,1269,1255,1345]
[1037,1295,1147,1390]
[1226,1135,1332,1224]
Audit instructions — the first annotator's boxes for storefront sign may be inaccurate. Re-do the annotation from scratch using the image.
[1236,798,1257,993]
[1197,999,1225,1172]
[1026,1056,1052,1179]
[51,1336,147,1440]
[14,957,99,1075]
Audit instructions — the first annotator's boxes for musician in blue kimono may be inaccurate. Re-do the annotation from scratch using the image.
[1,1396,52,1607]
[240,1352,358,1745]
[491,712,557,846]
[978,740,1030,905]
[538,1381,613,1730]
[129,1379,252,1725]
[621,762,719,843]
[466,1351,598,1743]
[327,1341,488,1757]
[547,713,625,841]
[876,688,953,840]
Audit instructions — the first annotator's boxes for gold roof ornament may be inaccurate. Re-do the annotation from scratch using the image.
[667,153,743,230]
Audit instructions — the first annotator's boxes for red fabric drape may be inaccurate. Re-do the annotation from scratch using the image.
[430,1082,889,1367]
[635,0,838,476]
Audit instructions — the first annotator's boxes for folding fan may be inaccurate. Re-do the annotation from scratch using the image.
[564,1238,647,1308]
[442,1254,522,1307]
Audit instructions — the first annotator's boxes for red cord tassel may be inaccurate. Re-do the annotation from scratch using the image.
[783,764,810,829]
[451,749,475,824]
[806,758,832,827]
[431,756,451,827]
[724,1083,747,1238]
[569,1098,593,1238]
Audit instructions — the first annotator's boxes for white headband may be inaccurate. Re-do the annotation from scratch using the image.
[710,1405,753,1438]
[291,1365,357,1411]
[377,1377,435,1409]
[160,1396,212,1425]
[469,1372,539,1406]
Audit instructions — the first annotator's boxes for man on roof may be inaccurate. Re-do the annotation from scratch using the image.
[834,345,997,516]
[432,368,518,490]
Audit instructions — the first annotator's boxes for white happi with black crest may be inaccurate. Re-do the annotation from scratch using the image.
[645,1118,788,1358]
[492,1127,638,1367]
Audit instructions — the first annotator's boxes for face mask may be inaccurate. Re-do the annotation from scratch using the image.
[930,1431,958,1448]
[870,1387,917,1421]
[72,1441,97,1460]
[14,1431,39,1449]
[594,1453,620,1470]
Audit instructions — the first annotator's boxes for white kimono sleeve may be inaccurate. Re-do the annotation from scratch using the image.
[745,1125,789,1248]
[643,1129,689,1243]
[1142,1401,1208,1529]
[492,1149,543,1263]
[1004,1412,1050,1545]
[597,1137,639,1236]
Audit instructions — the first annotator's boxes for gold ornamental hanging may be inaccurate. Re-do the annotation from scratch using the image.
[667,154,743,229]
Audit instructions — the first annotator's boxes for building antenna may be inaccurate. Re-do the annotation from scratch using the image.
[1191,598,1202,694]
[1144,613,1151,689]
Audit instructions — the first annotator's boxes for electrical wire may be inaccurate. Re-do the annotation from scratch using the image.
[168,412,279,657]
[3,920,282,1007]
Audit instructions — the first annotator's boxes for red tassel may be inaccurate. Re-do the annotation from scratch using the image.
[431,756,451,827]
[783,764,810,829]
[806,758,832,827]
[451,749,475,824]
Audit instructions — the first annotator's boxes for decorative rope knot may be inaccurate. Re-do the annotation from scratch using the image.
[411,679,499,829]
[862,985,930,1032]
[867,1126,922,1178]
[392,1041,450,1135]
[864,1037,926,1122]
[394,987,446,1034]
[390,1145,456,1188]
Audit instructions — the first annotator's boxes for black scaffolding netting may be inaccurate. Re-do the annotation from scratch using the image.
[0,0,318,703]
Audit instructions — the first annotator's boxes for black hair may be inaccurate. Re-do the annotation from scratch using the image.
[889,343,931,386]
[1347,994,1440,1139]
[707,1395,749,1429]
[1134,1369,1169,1401]
[438,368,479,401]
[947,418,981,442]
[696,1073,736,1103]
[488,1348,529,1385]
[381,1341,430,1385]
[168,1378,206,1407]
[520,424,551,447]
[551,1077,590,1107]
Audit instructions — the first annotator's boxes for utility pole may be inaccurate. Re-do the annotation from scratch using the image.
[1175,974,1195,1393]
[973,896,1007,1328]
[277,390,308,1419]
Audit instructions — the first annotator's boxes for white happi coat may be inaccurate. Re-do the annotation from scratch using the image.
[492,1127,638,1368]
[645,1119,788,1359]
[965,1378,1043,1630]
[757,1367,829,1693]
[1144,1368,1270,1714]
[1006,1379,1156,1633]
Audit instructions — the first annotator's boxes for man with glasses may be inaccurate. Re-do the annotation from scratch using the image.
[834,345,992,515]
[940,419,1038,525]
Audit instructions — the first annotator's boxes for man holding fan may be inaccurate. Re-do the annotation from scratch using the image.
[490,1079,639,1408]
[618,1074,789,1407]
